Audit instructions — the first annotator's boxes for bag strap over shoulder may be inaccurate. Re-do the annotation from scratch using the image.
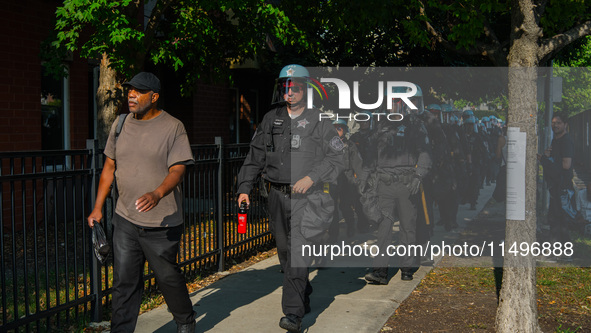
[115,113,128,142]
[112,114,128,191]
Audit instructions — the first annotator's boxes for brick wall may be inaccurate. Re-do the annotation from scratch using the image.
[191,83,232,144]
[0,0,89,152]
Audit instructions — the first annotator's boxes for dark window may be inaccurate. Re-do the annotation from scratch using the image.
[41,66,64,150]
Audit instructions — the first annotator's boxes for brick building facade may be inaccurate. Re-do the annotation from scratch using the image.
[0,0,273,152]
[0,0,91,151]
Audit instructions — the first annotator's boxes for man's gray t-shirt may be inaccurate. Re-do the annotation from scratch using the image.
[104,111,194,228]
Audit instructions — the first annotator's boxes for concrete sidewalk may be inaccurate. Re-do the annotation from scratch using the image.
[134,184,495,333]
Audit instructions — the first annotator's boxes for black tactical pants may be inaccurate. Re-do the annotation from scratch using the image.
[437,188,459,230]
[464,168,480,206]
[110,214,196,333]
[328,179,360,241]
[268,187,313,319]
[548,187,572,244]
[373,180,420,276]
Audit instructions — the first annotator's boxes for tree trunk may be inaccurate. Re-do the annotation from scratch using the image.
[495,66,542,333]
[96,53,124,148]
[495,1,542,332]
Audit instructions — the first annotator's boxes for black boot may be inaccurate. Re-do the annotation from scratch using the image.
[279,314,302,333]
[177,320,196,333]
[364,270,388,285]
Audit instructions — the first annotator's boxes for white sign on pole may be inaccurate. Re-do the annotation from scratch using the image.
[506,127,526,220]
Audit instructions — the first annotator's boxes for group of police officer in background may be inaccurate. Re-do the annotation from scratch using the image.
[236,64,506,333]
[335,86,506,285]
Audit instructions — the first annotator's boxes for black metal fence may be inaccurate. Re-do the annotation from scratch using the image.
[0,138,271,332]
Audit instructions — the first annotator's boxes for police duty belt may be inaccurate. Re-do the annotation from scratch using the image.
[268,182,292,195]
[377,171,415,185]
[267,181,328,196]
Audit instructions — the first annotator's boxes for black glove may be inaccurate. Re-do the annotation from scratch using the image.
[407,175,421,195]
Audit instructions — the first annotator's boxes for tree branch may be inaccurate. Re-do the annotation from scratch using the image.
[144,0,174,46]
[538,20,591,63]
[138,0,175,68]
[533,0,548,25]
[418,0,507,65]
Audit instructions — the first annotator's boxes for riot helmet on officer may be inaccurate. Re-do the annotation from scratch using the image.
[482,116,491,130]
[387,84,424,116]
[490,116,499,128]
[462,110,477,132]
[440,104,454,124]
[461,110,475,123]
[426,103,443,123]
[332,119,349,138]
[271,64,309,108]
[478,120,487,133]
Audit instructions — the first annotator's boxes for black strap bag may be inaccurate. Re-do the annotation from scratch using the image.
[92,222,110,264]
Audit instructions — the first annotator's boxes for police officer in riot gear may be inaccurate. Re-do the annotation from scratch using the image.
[236,64,344,333]
[485,116,502,184]
[461,110,486,210]
[412,90,445,265]
[363,85,432,284]
[423,103,455,235]
[438,105,466,231]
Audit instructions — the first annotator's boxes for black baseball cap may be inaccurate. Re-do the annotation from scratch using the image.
[123,72,161,93]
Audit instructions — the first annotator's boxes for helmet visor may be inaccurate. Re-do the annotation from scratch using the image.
[271,78,307,106]
[389,98,407,115]
[409,96,424,115]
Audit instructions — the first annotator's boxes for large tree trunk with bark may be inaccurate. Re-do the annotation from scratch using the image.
[495,67,542,333]
[96,53,124,148]
[495,1,543,332]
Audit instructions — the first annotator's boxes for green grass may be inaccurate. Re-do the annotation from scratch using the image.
[556,324,583,333]
[420,265,591,332]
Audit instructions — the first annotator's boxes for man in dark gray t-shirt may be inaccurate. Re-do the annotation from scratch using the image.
[87,72,196,333]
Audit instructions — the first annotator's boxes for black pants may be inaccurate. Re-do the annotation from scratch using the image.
[437,187,459,229]
[268,187,313,319]
[328,180,360,241]
[374,180,419,275]
[464,169,480,206]
[111,214,196,332]
[548,188,571,244]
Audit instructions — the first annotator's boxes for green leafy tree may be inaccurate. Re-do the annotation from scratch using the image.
[552,66,591,116]
[50,0,303,146]
[555,35,591,66]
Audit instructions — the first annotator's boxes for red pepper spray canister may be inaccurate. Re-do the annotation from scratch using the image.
[238,201,248,234]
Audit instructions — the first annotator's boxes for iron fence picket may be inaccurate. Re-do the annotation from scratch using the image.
[0,139,271,331]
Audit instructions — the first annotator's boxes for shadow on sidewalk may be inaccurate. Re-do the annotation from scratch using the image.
[149,265,283,333]
[302,266,368,330]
